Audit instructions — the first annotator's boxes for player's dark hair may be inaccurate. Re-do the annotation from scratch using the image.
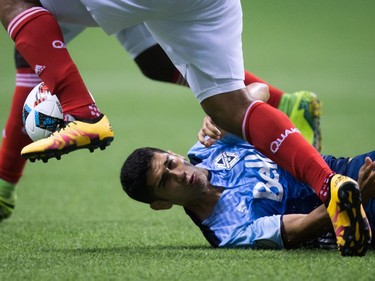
[120,147,166,204]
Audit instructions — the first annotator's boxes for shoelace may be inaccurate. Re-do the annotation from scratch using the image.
[50,120,77,136]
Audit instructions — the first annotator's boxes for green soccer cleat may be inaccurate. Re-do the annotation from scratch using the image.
[278,91,322,151]
[326,174,372,256]
[0,179,16,222]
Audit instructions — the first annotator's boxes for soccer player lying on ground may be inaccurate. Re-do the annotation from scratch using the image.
[0,21,320,222]
[0,0,371,255]
[120,127,375,251]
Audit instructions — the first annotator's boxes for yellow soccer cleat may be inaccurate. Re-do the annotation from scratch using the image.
[21,114,114,162]
[278,91,322,151]
[326,174,372,256]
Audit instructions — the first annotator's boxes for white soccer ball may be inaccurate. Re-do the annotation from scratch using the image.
[22,82,64,141]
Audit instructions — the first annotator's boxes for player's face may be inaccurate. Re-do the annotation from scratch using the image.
[147,152,210,205]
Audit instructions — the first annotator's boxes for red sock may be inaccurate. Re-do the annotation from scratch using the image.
[0,68,39,184]
[242,101,332,202]
[244,71,284,108]
[8,7,100,120]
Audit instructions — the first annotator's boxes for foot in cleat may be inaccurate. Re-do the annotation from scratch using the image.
[326,174,372,256]
[21,114,114,162]
[278,91,322,151]
[0,180,16,222]
[0,198,15,221]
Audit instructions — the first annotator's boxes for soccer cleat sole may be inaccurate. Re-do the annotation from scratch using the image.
[279,91,322,151]
[23,136,114,163]
[296,91,322,152]
[318,232,338,250]
[335,182,371,256]
[308,94,322,152]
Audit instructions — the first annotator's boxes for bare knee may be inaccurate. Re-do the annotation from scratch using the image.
[0,0,41,28]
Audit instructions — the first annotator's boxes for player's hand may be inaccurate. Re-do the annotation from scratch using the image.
[358,156,375,203]
[197,116,225,148]
[197,83,270,147]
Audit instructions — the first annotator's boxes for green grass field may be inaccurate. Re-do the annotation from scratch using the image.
[1,1,375,280]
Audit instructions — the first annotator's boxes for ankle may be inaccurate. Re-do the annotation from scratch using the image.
[321,173,336,205]
[66,103,101,120]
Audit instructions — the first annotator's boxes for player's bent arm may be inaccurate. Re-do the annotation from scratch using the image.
[219,215,284,249]
[281,205,332,249]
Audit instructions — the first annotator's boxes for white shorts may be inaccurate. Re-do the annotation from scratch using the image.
[115,25,157,59]
[59,24,85,43]
[59,23,157,59]
[40,0,245,102]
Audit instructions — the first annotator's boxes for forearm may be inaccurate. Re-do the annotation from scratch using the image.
[281,205,332,249]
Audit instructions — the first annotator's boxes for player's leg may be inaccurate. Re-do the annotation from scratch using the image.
[245,65,322,151]
[0,0,113,162]
[244,72,321,151]
[0,24,87,221]
[316,152,375,249]
[323,152,375,182]
[243,72,322,150]
[119,24,321,150]
[215,3,364,256]
[116,25,188,87]
[324,152,375,204]
[0,50,36,221]
[205,89,370,256]
[125,25,285,103]
[145,0,370,255]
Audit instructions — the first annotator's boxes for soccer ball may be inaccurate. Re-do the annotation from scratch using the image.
[22,82,64,141]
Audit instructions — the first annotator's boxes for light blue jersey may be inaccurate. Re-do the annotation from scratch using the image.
[186,134,375,249]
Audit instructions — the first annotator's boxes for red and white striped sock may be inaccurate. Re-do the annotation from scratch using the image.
[8,7,100,120]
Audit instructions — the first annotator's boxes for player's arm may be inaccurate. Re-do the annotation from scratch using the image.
[281,206,331,249]
[218,211,330,250]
